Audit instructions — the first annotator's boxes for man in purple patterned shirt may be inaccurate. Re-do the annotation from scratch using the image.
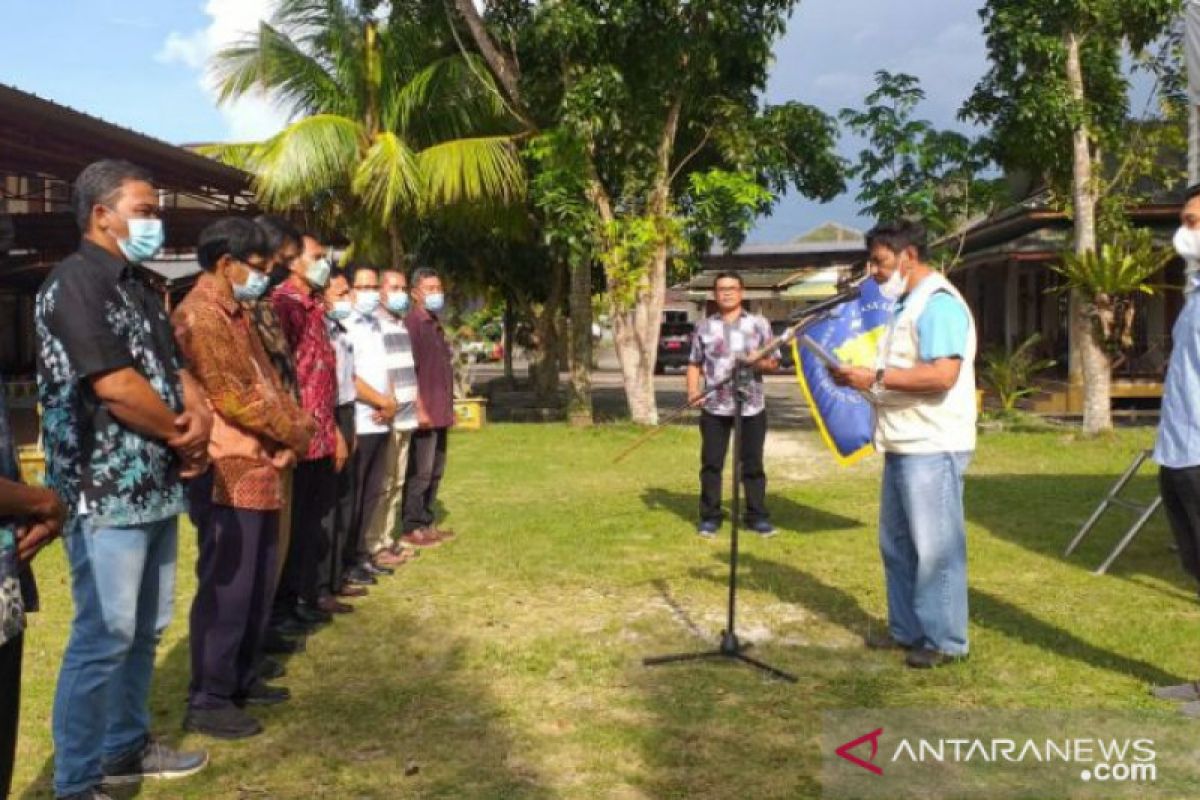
[686,272,779,539]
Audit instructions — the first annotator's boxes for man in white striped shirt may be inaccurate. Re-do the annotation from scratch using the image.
[365,268,433,557]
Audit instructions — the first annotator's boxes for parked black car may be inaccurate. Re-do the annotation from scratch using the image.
[655,321,694,374]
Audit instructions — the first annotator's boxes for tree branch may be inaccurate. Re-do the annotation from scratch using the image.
[668,126,712,186]
[448,0,537,131]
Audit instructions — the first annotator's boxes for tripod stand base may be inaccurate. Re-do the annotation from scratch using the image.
[643,630,798,683]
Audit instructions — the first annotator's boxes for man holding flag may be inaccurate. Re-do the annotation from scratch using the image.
[830,220,977,669]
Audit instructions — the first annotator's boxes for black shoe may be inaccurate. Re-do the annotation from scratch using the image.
[183,706,263,740]
[362,560,394,577]
[344,566,378,586]
[263,629,306,655]
[905,648,968,669]
[258,657,287,681]
[242,680,291,706]
[101,737,209,785]
[57,790,114,800]
[865,631,916,651]
[293,605,333,625]
[272,616,316,637]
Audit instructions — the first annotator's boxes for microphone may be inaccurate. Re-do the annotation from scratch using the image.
[788,274,870,321]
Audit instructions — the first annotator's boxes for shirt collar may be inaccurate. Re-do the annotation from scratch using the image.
[192,274,241,317]
[78,238,132,278]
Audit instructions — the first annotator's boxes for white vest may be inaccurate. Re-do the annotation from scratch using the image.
[874,273,977,454]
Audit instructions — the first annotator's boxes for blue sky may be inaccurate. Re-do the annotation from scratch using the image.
[0,0,988,243]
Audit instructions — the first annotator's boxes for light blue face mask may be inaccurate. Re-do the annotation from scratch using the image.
[232,267,271,302]
[326,299,353,321]
[354,290,380,316]
[385,291,409,314]
[118,218,165,264]
[424,292,445,313]
[305,258,332,289]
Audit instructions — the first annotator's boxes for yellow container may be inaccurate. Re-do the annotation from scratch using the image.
[17,447,46,486]
[453,398,487,431]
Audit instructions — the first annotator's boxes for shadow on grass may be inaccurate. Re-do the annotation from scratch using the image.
[967,587,1184,687]
[641,487,861,535]
[688,552,1185,689]
[965,473,1192,593]
[20,605,554,800]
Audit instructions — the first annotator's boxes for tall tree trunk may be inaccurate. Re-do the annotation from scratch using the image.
[610,240,669,425]
[532,260,566,401]
[567,258,593,426]
[1064,28,1112,435]
[388,222,405,272]
[503,294,516,386]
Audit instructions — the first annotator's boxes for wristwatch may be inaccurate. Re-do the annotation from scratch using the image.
[871,368,885,394]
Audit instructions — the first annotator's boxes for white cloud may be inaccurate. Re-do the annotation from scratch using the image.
[157,0,290,142]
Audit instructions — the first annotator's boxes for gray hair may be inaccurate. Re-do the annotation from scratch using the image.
[72,159,154,232]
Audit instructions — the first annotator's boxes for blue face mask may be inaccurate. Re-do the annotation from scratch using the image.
[305,258,331,289]
[385,291,409,314]
[326,299,353,321]
[354,290,380,316]
[424,292,445,313]
[118,218,165,264]
[232,267,271,302]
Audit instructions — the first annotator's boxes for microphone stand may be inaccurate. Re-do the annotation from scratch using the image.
[643,359,798,682]
[641,307,841,684]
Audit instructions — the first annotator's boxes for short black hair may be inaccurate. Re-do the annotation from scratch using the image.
[865,219,928,260]
[411,266,439,288]
[197,217,270,271]
[72,159,154,232]
[712,271,744,290]
[254,214,302,254]
[1186,184,1200,202]
[347,262,380,285]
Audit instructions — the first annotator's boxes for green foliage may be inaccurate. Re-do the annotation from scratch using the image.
[600,214,686,310]
[1052,230,1172,353]
[207,0,525,259]
[526,131,599,270]
[473,0,845,310]
[681,168,774,257]
[980,333,1056,412]
[841,71,1005,238]
[962,0,1180,196]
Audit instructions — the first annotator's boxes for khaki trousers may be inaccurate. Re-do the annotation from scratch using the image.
[364,427,412,554]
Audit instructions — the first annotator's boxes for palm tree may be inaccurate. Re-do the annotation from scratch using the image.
[207,0,524,267]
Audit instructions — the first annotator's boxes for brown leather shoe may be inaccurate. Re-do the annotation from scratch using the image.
[317,595,354,614]
[337,585,368,598]
[373,549,410,567]
[399,529,442,549]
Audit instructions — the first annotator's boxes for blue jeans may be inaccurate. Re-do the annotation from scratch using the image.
[52,516,178,796]
[879,452,971,656]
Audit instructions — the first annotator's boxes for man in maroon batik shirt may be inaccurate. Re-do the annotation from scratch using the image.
[270,233,349,628]
[400,267,457,548]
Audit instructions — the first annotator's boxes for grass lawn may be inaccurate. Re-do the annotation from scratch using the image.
[11,423,1200,799]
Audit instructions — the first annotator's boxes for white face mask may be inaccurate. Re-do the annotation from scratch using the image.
[1174,226,1200,263]
[878,255,908,302]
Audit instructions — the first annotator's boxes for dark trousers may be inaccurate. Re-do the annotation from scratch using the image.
[350,433,392,563]
[276,457,335,617]
[187,471,278,710]
[699,410,769,525]
[402,427,448,534]
[0,633,22,798]
[1160,465,1200,585]
[319,405,357,594]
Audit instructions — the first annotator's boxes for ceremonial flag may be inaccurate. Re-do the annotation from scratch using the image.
[792,278,894,465]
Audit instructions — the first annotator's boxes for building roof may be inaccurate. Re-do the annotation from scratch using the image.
[0,83,251,197]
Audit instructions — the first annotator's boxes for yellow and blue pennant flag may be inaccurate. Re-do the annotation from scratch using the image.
[792,279,894,465]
